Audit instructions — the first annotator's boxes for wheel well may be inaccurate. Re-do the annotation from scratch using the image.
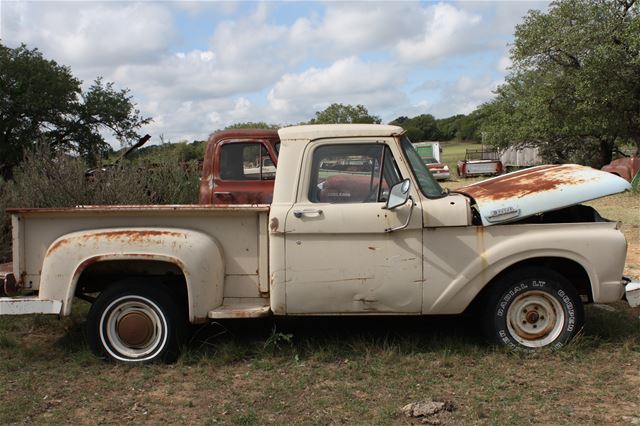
[75,259,188,306]
[469,257,592,312]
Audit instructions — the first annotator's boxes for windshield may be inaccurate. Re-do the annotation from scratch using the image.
[399,135,444,198]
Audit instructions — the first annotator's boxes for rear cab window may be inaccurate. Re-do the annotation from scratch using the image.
[219,143,276,181]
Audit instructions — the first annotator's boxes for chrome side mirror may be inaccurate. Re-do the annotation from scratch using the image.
[384,179,411,210]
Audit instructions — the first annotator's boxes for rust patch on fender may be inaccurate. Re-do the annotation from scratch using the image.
[459,164,596,201]
[48,230,186,255]
[88,230,184,242]
[269,217,279,233]
[47,238,71,254]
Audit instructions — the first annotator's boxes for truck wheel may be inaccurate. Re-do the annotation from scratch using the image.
[483,268,584,349]
[86,283,185,363]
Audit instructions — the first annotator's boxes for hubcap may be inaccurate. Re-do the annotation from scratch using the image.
[506,290,565,348]
[100,296,167,361]
[117,312,155,347]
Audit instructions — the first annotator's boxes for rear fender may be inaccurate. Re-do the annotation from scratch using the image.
[40,228,224,323]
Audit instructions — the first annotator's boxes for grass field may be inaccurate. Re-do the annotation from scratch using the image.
[0,175,639,424]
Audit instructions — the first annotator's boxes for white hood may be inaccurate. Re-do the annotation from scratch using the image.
[457,164,631,226]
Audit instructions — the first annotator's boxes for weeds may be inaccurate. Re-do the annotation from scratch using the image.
[0,145,200,262]
[263,327,294,352]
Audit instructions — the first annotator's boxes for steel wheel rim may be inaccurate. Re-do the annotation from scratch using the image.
[100,296,168,362]
[506,290,565,348]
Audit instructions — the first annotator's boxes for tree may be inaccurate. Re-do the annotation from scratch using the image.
[0,43,150,176]
[309,103,381,124]
[225,122,279,130]
[390,114,441,141]
[479,0,640,167]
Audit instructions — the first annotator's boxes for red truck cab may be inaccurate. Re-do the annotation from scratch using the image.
[199,129,280,204]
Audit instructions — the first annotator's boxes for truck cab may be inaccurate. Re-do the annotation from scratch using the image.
[199,129,279,204]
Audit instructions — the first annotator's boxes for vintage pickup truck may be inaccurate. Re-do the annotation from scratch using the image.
[1,124,638,363]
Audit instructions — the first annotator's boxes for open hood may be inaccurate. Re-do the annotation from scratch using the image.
[457,164,631,226]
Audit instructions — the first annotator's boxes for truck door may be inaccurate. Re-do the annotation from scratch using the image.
[284,140,423,314]
[213,141,278,204]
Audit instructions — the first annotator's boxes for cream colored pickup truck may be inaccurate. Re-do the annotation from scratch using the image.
[1,124,638,363]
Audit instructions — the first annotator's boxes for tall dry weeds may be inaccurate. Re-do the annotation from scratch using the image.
[0,146,200,262]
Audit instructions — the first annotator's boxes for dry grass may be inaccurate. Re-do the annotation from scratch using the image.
[0,170,639,424]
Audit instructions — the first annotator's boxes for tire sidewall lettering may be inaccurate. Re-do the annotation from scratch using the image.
[493,277,577,348]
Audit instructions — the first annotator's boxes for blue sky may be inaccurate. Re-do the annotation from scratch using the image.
[1,1,547,144]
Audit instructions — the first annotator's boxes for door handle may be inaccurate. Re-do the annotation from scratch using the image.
[214,192,233,198]
[293,209,323,218]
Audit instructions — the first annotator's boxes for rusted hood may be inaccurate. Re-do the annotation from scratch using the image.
[457,164,631,225]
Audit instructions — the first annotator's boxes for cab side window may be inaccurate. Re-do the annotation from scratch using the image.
[308,144,401,203]
[220,143,276,180]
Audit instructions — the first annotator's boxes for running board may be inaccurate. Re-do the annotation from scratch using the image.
[207,304,271,319]
[0,297,62,315]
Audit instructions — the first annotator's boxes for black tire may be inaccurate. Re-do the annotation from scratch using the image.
[86,282,186,363]
[482,267,584,349]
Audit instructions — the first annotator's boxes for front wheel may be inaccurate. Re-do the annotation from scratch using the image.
[483,268,584,349]
[86,283,186,363]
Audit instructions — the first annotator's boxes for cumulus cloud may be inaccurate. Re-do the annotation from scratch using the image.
[2,2,174,71]
[209,3,293,69]
[425,75,501,118]
[395,3,484,64]
[140,97,256,142]
[113,48,281,101]
[267,56,407,123]
[289,2,425,59]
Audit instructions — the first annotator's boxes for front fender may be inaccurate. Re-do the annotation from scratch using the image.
[424,223,626,314]
[40,228,224,322]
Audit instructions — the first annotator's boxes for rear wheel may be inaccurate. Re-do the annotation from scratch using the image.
[483,267,584,349]
[86,282,186,363]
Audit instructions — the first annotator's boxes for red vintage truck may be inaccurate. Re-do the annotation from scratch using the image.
[199,129,279,204]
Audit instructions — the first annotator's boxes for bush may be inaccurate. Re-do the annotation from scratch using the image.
[0,146,200,262]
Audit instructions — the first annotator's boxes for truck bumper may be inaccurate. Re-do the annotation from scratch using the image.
[624,277,640,308]
[0,297,62,315]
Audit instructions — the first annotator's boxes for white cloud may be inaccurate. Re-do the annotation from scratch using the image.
[112,46,284,104]
[209,3,291,68]
[289,2,425,59]
[396,3,484,63]
[498,55,513,73]
[426,75,500,117]
[266,56,406,123]
[2,2,175,71]
[172,1,239,16]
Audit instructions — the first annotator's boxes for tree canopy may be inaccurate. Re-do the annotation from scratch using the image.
[479,0,640,167]
[0,43,150,176]
[309,103,381,124]
[224,122,279,130]
[389,112,483,142]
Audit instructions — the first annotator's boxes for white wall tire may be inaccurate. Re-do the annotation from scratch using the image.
[87,283,185,363]
[483,267,584,350]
